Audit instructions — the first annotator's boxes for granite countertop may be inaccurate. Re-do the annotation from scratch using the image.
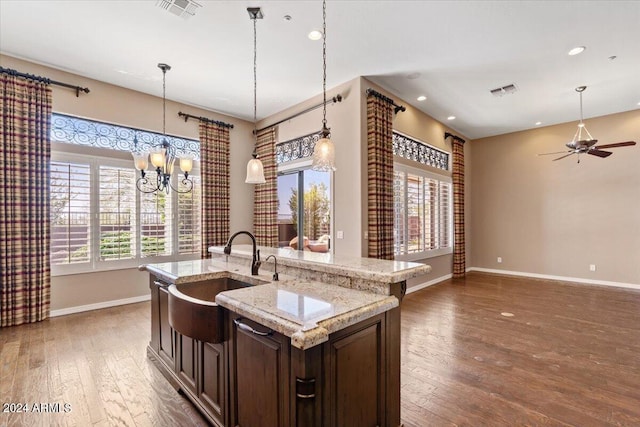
[208,245,430,283]
[140,259,398,349]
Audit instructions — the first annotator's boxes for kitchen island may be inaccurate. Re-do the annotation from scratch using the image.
[142,246,429,427]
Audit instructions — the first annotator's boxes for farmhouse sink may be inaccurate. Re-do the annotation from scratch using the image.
[168,277,253,343]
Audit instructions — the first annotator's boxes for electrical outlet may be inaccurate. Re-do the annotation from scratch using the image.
[589,264,596,272]
[336,231,344,239]
[364,231,369,240]
[497,257,502,263]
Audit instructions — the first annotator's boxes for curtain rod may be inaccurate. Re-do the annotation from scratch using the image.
[444,132,466,144]
[0,66,90,97]
[256,94,342,133]
[178,111,234,129]
[365,88,406,114]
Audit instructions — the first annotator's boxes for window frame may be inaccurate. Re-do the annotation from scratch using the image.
[393,161,453,262]
[50,151,201,277]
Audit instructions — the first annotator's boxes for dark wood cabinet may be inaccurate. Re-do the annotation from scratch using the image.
[148,274,401,427]
[149,277,226,426]
[228,313,291,427]
[200,341,225,424]
[176,333,197,395]
[149,279,175,369]
[324,316,386,427]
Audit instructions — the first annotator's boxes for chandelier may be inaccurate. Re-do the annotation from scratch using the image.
[245,7,266,184]
[311,0,336,171]
[132,63,194,193]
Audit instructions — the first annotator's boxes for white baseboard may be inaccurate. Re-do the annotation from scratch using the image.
[467,267,640,291]
[406,274,452,294]
[50,294,151,317]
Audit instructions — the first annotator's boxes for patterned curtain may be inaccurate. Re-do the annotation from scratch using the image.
[253,127,278,247]
[452,138,466,278]
[367,94,395,260]
[199,121,230,257]
[0,73,52,327]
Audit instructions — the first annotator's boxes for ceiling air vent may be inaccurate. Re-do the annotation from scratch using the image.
[490,83,518,97]
[156,0,202,19]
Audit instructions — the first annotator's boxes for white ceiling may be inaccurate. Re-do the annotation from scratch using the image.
[1,1,639,139]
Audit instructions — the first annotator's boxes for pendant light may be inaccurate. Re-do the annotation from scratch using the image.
[132,63,193,193]
[311,0,336,171]
[245,7,266,184]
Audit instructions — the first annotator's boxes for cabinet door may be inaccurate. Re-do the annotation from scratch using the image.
[325,316,385,427]
[158,286,175,368]
[229,314,290,427]
[200,342,225,426]
[176,333,197,395]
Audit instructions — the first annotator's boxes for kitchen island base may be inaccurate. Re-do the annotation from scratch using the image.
[148,276,402,427]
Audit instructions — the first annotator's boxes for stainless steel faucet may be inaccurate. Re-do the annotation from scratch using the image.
[265,255,279,281]
[223,231,261,275]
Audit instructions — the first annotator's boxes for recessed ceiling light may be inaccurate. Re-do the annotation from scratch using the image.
[308,30,322,40]
[535,121,542,126]
[637,101,640,106]
[417,95,427,101]
[283,15,292,21]
[568,46,586,56]
[447,116,456,121]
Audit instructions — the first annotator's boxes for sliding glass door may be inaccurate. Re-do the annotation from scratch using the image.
[277,168,331,252]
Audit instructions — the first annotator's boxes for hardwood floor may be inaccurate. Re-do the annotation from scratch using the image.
[401,273,640,427]
[1,272,639,426]
[0,302,208,427]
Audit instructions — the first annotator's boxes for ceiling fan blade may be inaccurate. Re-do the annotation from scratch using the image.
[552,152,576,161]
[538,151,571,156]
[588,149,613,158]
[594,141,637,149]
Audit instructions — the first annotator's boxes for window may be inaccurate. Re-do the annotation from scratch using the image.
[51,159,201,275]
[276,132,332,252]
[49,113,202,275]
[393,164,452,260]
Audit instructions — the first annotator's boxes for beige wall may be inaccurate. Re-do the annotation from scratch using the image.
[470,109,640,285]
[1,54,255,312]
[263,77,364,257]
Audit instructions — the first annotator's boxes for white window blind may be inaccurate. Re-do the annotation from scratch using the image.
[140,171,172,257]
[393,170,406,255]
[394,163,452,260]
[99,166,137,261]
[50,161,91,265]
[178,176,201,254]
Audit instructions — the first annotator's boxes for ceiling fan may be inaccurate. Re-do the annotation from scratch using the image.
[538,86,636,163]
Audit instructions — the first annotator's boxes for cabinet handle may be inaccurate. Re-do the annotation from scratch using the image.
[154,280,169,288]
[234,318,273,337]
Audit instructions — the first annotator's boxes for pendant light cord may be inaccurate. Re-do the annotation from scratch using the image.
[322,0,327,129]
[162,67,167,136]
[253,16,257,142]
[252,15,259,157]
